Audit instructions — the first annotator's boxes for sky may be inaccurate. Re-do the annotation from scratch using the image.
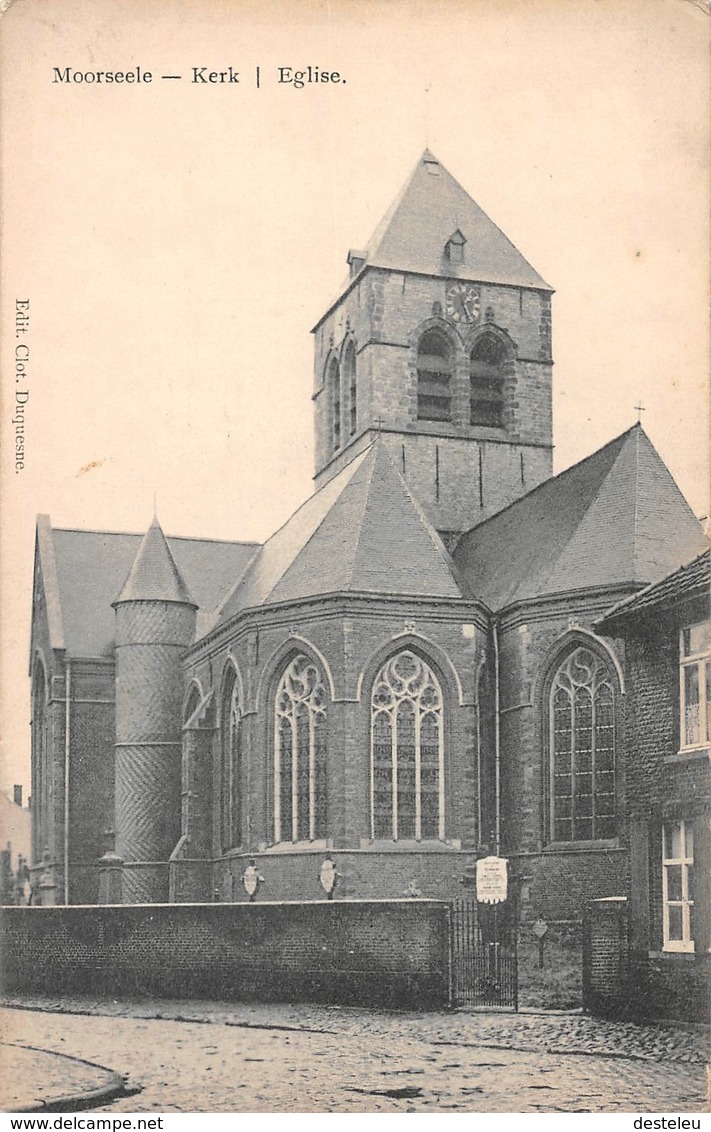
[1,0,709,795]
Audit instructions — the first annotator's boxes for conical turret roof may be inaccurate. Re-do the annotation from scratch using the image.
[115,516,196,606]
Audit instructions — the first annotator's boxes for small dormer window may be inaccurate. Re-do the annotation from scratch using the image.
[445,229,466,265]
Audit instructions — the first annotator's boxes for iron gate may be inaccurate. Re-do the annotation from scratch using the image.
[451,898,518,1009]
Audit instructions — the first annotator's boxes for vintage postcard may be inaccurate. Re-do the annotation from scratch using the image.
[0,0,708,1117]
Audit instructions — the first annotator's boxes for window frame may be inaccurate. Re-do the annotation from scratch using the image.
[469,331,506,429]
[369,650,446,842]
[662,819,695,953]
[416,329,454,423]
[273,653,328,845]
[546,645,617,845]
[678,622,710,755]
[220,671,242,853]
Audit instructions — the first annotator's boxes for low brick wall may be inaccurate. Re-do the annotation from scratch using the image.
[582,898,629,1017]
[1,900,450,1011]
[583,898,710,1023]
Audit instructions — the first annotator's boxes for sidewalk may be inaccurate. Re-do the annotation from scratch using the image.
[0,1043,127,1113]
[3,992,709,1065]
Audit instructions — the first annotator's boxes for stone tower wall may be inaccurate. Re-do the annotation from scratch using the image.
[114,599,196,903]
[313,269,553,532]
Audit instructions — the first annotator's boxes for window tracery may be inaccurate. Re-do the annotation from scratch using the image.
[274,654,328,842]
[370,650,444,840]
[549,647,615,841]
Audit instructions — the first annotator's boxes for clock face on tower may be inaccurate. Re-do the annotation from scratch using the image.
[445,282,480,323]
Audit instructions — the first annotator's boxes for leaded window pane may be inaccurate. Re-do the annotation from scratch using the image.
[684,664,700,746]
[220,674,242,851]
[370,650,444,840]
[372,711,393,839]
[549,647,616,841]
[274,654,328,843]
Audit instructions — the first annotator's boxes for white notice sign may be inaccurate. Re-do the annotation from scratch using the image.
[475,856,508,904]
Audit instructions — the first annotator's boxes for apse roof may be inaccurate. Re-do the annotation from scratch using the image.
[215,439,464,625]
[453,425,708,612]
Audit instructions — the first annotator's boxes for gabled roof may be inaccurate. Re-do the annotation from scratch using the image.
[355,150,550,290]
[215,439,464,626]
[34,518,259,658]
[115,516,195,606]
[453,425,708,611]
[596,549,710,632]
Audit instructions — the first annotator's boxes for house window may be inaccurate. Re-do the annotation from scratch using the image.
[343,340,357,438]
[549,647,616,841]
[417,330,453,422]
[370,650,445,840]
[663,820,694,952]
[470,333,505,428]
[274,654,328,843]
[328,357,341,451]
[679,623,710,751]
[220,670,242,851]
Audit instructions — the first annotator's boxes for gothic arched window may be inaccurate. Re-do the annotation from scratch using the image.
[328,357,341,451]
[343,340,357,438]
[274,654,328,843]
[370,650,445,840]
[470,332,506,427]
[549,647,616,842]
[220,668,242,851]
[417,330,453,422]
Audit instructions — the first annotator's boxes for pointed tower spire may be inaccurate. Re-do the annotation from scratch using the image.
[116,515,195,606]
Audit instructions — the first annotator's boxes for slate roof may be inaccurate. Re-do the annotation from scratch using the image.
[316,151,550,327]
[453,425,708,612]
[115,517,196,606]
[35,516,259,658]
[214,439,464,627]
[596,550,710,632]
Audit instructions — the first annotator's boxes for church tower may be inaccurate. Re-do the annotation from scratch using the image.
[312,151,554,541]
[112,517,197,904]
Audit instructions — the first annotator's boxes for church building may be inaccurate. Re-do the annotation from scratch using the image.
[29,152,708,923]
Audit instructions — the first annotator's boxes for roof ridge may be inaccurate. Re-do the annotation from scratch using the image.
[344,443,381,590]
[214,445,374,621]
[375,441,465,596]
[50,524,261,549]
[273,445,377,600]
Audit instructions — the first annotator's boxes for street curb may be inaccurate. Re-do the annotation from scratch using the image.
[6,1043,135,1114]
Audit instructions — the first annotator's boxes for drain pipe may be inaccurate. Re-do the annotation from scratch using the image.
[493,621,501,857]
[64,658,71,904]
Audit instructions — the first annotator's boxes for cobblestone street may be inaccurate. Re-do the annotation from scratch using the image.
[1,998,708,1113]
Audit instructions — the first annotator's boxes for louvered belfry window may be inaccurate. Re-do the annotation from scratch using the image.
[371,650,445,840]
[549,647,615,841]
[470,332,505,427]
[274,654,328,843]
[417,330,453,422]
